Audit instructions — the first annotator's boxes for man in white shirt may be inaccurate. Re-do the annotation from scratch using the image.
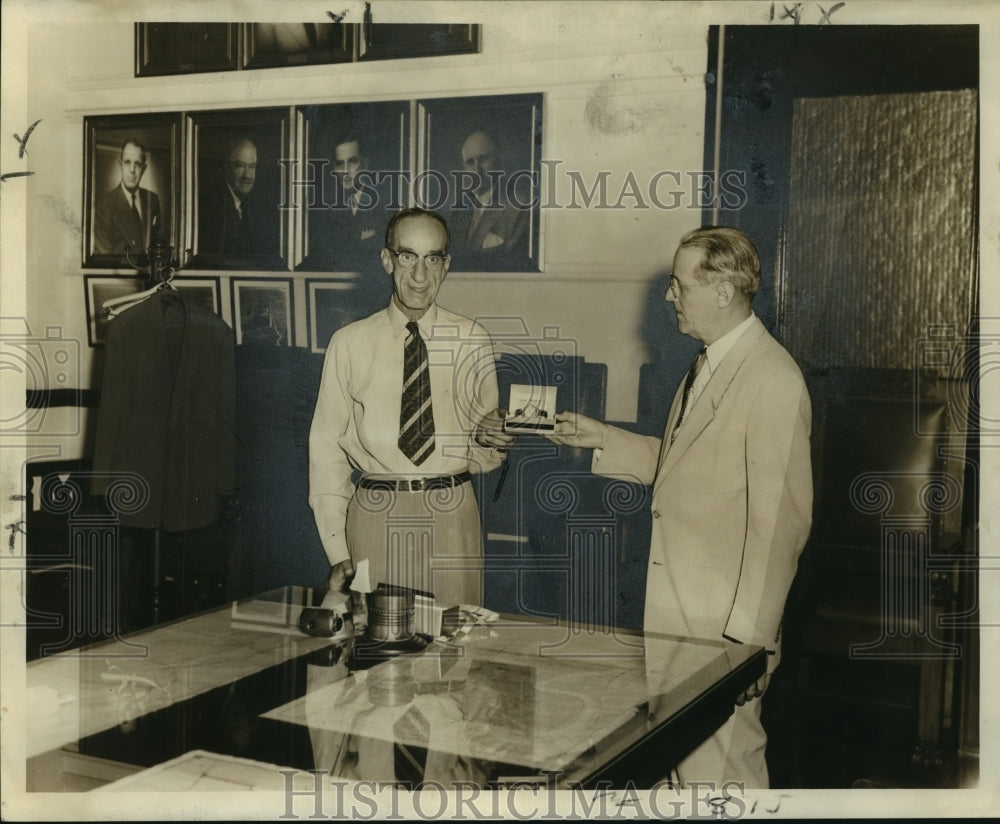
[308,207,512,606]
[546,226,813,789]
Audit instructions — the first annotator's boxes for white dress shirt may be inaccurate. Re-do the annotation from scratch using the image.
[308,301,502,566]
[687,311,758,409]
[121,182,142,218]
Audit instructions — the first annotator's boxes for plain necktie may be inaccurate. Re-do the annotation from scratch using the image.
[671,347,707,442]
[398,321,435,465]
[130,191,143,242]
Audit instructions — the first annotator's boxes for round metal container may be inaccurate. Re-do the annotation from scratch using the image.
[366,587,415,642]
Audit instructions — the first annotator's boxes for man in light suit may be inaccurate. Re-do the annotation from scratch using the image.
[450,130,530,271]
[546,226,812,789]
[94,138,161,256]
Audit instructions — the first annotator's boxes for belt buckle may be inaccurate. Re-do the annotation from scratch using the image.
[410,478,424,492]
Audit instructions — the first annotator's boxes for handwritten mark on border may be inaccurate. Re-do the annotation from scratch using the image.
[0,171,35,183]
[13,118,42,158]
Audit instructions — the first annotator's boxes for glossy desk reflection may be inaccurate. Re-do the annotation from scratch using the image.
[26,587,765,790]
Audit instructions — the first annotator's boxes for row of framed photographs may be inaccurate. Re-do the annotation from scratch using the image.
[136,23,481,76]
[85,275,380,353]
[83,93,542,273]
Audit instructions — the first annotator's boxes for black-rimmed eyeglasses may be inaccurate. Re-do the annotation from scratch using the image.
[389,249,447,270]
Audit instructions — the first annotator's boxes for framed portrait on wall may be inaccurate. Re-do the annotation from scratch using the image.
[189,108,289,270]
[418,93,542,273]
[360,23,480,61]
[135,23,240,77]
[306,279,381,353]
[295,101,410,273]
[174,276,223,317]
[82,113,180,269]
[84,276,139,346]
[242,23,354,68]
[231,278,293,346]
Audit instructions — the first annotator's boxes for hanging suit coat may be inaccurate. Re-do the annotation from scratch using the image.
[595,316,812,654]
[94,185,161,256]
[92,292,236,531]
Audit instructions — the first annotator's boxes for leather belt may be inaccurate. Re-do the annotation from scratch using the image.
[358,472,471,492]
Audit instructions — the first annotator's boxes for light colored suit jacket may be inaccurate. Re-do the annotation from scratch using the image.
[594,316,812,656]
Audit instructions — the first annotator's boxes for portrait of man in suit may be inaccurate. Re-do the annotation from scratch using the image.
[93,138,162,257]
[450,129,531,271]
[196,132,282,262]
[307,133,394,277]
[198,136,260,257]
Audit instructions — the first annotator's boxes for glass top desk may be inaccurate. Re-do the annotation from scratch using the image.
[26,586,765,792]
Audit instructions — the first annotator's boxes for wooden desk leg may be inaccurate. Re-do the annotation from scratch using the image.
[152,528,161,625]
[911,596,951,770]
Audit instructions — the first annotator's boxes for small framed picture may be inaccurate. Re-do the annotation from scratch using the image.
[83,113,180,268]
[84,276,223,346]
[174,276,222,317]
[306,279,384,353]
[418,93,542,273]
[231,278,294,346]
[135,23,240,77]
[243,23,354,68]
[84,276,140,346]
[190,107,290,270]
[360,23,480,61]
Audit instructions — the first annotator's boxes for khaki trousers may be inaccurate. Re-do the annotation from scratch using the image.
[346,479,484,607]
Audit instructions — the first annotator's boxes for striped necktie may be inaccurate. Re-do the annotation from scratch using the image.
[398,321,435,465]
[671,347,706,443]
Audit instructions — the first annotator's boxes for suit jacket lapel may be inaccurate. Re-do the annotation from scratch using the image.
[654,317,769,492]
[469,204,503,249]
[138,189,150,247]
[657,378,688,468]
[111,187,141,248]
[166,295,191,429]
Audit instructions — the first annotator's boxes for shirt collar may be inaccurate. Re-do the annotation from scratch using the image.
[387,301,438,339]
[704,312,756,375]
[473,187,495,208]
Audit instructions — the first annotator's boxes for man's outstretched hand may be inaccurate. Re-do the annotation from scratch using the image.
[543,411,608,449]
